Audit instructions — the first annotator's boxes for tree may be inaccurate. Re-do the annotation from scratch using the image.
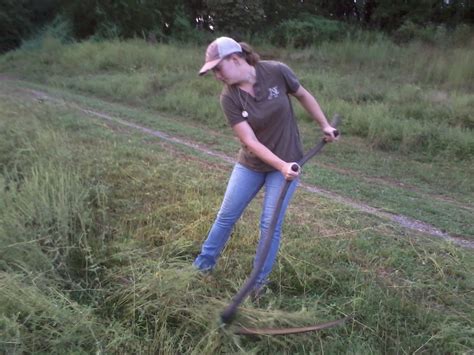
[357,0,473,31]
[204,0,265,35]
[61,0,196,39]
[0,0,59,52]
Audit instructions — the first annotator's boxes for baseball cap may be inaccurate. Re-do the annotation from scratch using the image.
[199,37,242,75]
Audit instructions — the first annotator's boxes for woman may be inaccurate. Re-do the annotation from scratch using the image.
[193,37,338,295]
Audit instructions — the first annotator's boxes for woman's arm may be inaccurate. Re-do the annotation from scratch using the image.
[292,86,338,141]
[232,121,300,180]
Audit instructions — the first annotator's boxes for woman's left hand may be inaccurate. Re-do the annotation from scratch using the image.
[322,126,339,142]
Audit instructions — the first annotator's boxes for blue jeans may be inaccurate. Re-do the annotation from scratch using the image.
[193,163,299,287]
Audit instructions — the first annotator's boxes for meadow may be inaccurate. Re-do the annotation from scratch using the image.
[0,34,473,353]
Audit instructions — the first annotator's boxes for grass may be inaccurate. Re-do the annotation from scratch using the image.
[1,35,473,156]
[3,77,471,239]
[0,76,473,353]
[0,36,473,353]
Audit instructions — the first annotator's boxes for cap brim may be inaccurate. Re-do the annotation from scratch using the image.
[198,58,221,76]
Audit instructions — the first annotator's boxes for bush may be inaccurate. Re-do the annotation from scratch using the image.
[393,21,474,47]
[393,20,419,44]
[451,24,474,46]
[168,7,213,45]
[0,0,32,53]
[270,14,347,48]
[21,15,73,53]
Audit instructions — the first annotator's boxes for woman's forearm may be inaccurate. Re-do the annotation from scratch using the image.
[244,139,285,171]
[294,86,331,129]
[232,121,300,180]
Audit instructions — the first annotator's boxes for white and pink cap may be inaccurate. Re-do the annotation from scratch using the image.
[199,37,242,75]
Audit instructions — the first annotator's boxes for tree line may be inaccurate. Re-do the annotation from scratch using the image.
[1,0,472,52]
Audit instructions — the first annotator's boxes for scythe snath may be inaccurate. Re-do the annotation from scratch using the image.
[220,114,349,335]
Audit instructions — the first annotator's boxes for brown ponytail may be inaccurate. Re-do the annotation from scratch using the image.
[239,42,260,66]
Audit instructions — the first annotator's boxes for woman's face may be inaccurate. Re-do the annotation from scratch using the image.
[212,55,241,85]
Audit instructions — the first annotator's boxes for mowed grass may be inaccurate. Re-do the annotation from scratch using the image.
[1,85,473,353]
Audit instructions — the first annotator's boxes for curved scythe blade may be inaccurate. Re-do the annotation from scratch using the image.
[235,315,353,336]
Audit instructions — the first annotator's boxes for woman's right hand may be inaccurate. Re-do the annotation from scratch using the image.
[232,122,303,179]
[281,162,301,181]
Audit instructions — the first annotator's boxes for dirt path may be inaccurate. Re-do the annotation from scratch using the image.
[316,162,473,213]
[1,79,473,249]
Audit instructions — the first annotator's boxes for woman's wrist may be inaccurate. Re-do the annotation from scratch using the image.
[318,120,331,131]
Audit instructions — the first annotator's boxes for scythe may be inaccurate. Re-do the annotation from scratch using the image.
[220,114,350,335]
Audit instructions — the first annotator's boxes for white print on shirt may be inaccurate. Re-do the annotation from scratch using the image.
[267,86,280,100]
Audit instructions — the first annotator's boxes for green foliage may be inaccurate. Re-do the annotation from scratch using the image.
[0,0,59,53]
[2,0,474,53]
[0,0,31,52]
[59,0,200,41]
[392,20,472,46]
[270,15,348,48]
[261,0,304,24]
[167,5,214,44]
[451,24,474,46]
[21,15,73,51]
[205,0,265,34]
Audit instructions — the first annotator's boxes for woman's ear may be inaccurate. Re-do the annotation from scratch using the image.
[230,54,241,65]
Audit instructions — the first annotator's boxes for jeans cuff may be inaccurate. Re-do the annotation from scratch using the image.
[193,255,216,272]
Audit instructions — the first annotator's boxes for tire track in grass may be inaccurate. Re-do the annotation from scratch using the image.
[2,80,473,249]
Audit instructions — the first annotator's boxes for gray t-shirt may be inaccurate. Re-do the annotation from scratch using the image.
[220,60,304,172]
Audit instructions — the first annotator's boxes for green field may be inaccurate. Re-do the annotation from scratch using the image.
[0,37,473,353]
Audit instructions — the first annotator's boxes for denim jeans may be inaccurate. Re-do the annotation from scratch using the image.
[193,163,299,287]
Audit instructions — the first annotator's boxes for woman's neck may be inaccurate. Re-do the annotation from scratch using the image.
[238,65,257,93]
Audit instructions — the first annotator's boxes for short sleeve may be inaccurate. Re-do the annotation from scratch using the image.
[220,93,246,127]
[279,62,300,94]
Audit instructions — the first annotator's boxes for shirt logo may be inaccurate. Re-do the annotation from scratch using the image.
[267,86,280,100]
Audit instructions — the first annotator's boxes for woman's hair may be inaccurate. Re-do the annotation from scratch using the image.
[239,42,260,66]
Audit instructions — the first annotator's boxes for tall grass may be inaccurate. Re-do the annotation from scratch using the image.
[1,35,472,160]
[60,40,199,74]
[0,100,121,353]
[405,43,474,90]
[0,103,106,279]
[287,37,474,159]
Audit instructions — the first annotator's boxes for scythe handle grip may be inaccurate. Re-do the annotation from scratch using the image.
[297,114,342,168]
